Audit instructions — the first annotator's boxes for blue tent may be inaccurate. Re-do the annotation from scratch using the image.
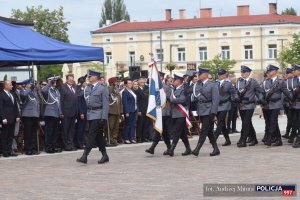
[0,20,104,67]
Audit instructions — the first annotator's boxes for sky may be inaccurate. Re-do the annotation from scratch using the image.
[1,0,300,46]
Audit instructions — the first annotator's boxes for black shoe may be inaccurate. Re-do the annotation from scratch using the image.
[163,149,170,155]
[32,150,39,155]
[182,148,192,156]
[222,140,231,146]
[288,138,294,144]
[166,145,175,157]
[46,149,55,154]
[98,151,109,164]
[145,142,158,155]
[282,133,290,139]
[192,143,202,156]
[54,148,62,153]
[272,140,283,146]
[246,138,251,143]
[237,142,247,148]
[64,148,72,151]
[210,144,220,157]
[249,140,258,146]
[9,152,18,157]
[233,130,240,133]
[76,149,90,164]
[25,151,32,155]
[3,153,9,157]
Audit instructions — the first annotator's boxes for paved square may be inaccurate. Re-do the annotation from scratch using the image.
[0,116,299,200]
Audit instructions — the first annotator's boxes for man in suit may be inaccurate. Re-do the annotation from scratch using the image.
[214,69,239,146]
[227,74,239,133]
[191,68,220,157]
[76,75,87,149]
[146,72,172,155]
[77,70,109,164]
[136,78,150,143]
[60,74,77,151]
[20,79,40,155]
[41,76,63,153]
[165,74,192,157]
[262,65,292,147]
[0,80,20,157]
[236,66,264,147]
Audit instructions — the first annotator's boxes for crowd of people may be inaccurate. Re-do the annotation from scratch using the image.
[1,63,300,162]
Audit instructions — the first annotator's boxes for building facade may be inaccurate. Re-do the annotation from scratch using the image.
[91,3,300,78]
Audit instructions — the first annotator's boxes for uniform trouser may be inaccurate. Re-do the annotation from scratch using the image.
[197,115,216,147]
[170,117,190,148]
[62,116,76,149]
[227,105,238,131]
[76,117,87,146]
[108,114,120,140]
[136,113,151,141]
[152,116,171,148]
[85,119,106,152]
[1,122,15,155]
[284,105,293,135]
[291,108,300,138]
[123,111,137,141]
[22,117,38,152]
[264,109,281,143]
[262,108,269,140]
[239,109,256,143]
[45,116,60,151]
[214,111,230,141]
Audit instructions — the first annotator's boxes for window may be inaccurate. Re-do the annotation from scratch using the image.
[105,52,112,64]
[177,48,186,61]
[129,51,135,65]
[178,35,183,38]
[129,37,133,41]
[268,44,277,59]
[245,32,251,36]
[200,34,205,37]
[269,30,275,35]
[221,46,230,59]
[199,47,208,61]
[222,33,228,36]
[106,38,111,42]
[244,45,253,60]
[156,49,164,61]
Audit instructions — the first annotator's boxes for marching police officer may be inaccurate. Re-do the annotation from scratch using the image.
[214,69,239,146]
[41,76,63,153]
[236,66,263,147]
[192,68,220,157]
[77,70,109,164]
[145,72,172,155]
[262,65,292,147]
[20,79,40,155]
[165,74,192,157]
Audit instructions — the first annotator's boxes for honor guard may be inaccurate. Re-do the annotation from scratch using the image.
[261,65,292,147]
[77,70,110,164]
[214,69,239,146]
[165,74,192,157]
[236,66,264,147]
[20,79,40,155]
[191,68,220,157]
[282,68,294,140]
[146,72,172,155]
[41,75,63,153]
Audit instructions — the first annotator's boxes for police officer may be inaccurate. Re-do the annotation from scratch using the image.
[77,70,109,164]
[262,65,292,147]
[192,68,220,157]
[41,76,63,153]
[236,66,263,147]
[145,72,171,155]
[214,69,239,146]
[165,74,192,157]
[20,79,40,155]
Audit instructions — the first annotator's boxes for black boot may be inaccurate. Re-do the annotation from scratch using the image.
[288,137,295,144]
[182,140,192,156]
[222,139,231,146]
[166,144,176,157]
[98,151,109,164]
[145,142,158,155]
[76,149,90,164]
[210,143,220,156]
[163,144,171,155]
[248,139,258,146]
[292,137,300,148]
[272,139,283,146]
[282,131,290,139]
[237,142,247,147]
[192,143,202,156]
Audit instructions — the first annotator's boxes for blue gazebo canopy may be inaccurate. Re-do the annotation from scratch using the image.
[0,20,104,67]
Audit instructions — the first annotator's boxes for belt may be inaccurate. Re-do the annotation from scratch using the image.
[240,100,255,105]
[267,98,281,103]
[219,98,230,105]
[198,100,212,103]
[87,106,102,110]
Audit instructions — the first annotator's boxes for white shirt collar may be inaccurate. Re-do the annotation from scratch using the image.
[219,79,225,85]
[176,84,183,90]
[271,76,277,82]
[92,82,98,87]
[4,89,10,95]
[202,79,209,85]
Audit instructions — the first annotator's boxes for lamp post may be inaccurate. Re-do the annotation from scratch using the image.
[170,44,179,63]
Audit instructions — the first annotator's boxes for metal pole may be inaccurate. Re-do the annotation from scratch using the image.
[159,30,163,71]
[170,44,172,63]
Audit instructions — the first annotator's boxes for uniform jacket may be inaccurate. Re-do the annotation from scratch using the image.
[77,87,87,116]
[122,89,137,113]
[84,83,109,120]
[60,83,78,117]
[41,84,62,118]
[287,77,300,109]
[193,80,219,116]
[162,83,172,117]
[0,91,20,123]
[217,80,238,112]
[135,86,149,114]
[169,84,188,118]
[20,88,40,118]
[108,85,123,115]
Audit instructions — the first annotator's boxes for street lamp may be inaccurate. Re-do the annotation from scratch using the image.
[170,44,179,63]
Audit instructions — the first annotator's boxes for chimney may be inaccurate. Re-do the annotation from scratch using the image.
[269,3,277,14]
[179,9,186,19]
[200,8,212,18]
[237,5,250,16]
[165,9,172,21]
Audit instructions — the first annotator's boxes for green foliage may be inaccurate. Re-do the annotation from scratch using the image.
[198,55,236,79]
[3,74,7,81]
[38,65,63,81]
[11,5,70,42]
[281,7,297,16]
[277,34,300,70]
[99,0,130,27]
[165,63,176,72]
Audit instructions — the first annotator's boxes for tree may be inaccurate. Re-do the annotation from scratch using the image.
[99,0,130,27]
[165,63,176,73]
[198,55,236,79]
[281,7,297,16]
[277,34,300,70]
[38,65,63,81]
[3,74,7,81]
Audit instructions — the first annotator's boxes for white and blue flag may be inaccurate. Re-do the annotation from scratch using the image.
[146,62,166,134]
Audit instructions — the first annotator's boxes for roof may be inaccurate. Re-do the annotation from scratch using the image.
[92,14,300,34]
[0,16,34,26]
